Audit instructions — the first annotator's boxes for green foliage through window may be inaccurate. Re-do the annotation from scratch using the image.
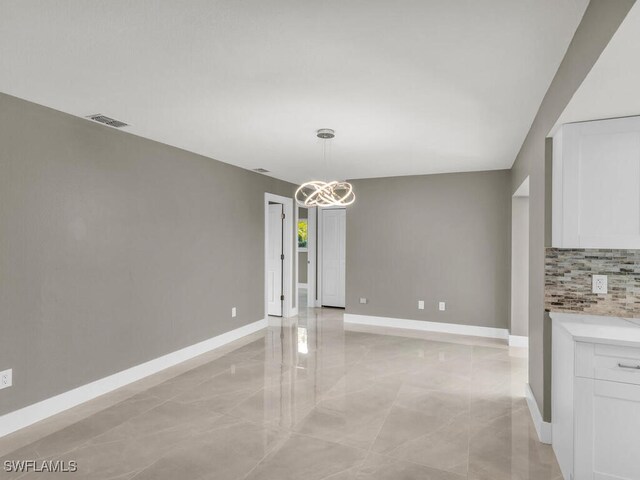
[298,220,308,248]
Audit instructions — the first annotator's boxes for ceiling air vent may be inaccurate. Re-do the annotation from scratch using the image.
[253,168,270,173]
[86,114,129,128]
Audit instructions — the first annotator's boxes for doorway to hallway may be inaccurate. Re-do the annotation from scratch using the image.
[264,193,294,318]
[510,177,529,347]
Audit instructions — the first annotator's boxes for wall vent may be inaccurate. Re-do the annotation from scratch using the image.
[253,168,270,173]
[86,114,129,128]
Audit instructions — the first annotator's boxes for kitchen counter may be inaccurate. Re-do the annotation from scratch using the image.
[550,311,640,348]
[552,311,640,479]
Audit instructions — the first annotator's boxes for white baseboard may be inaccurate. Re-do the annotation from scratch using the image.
[343,313,509,340]
[525,383,552,444]
[0,319,267,439]
[509,335,528,347]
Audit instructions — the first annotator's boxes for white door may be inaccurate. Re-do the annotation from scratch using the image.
[322,208,346,308]
[267,204,283,316]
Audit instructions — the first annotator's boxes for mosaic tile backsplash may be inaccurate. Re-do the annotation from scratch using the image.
[545,248,640,318]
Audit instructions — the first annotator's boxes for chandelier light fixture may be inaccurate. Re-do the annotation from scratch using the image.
[295,129,355,207]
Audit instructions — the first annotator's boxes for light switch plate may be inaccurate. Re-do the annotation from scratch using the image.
[231,307,237,318]
[418,300,425,310]
[592,275,608,294]
[0,369,12,390]
[359,298,367,304]
[439,302,446,311]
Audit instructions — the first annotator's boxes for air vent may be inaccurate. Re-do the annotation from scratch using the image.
[86,114,129,128]
[253,168,270,173]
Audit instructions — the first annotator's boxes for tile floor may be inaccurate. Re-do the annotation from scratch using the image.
[0,308,561,479]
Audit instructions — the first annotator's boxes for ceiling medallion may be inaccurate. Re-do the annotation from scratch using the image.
[295,129,356,207]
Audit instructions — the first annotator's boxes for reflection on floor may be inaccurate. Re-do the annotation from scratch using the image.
[0,308,560,479]
[298,287,308,310]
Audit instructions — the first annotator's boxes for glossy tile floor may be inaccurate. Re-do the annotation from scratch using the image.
[0,308,561,479]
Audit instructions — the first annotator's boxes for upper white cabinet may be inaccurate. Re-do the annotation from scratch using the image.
[553,116,640,248]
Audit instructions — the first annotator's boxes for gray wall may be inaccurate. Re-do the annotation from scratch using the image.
[510,196,529,337]
[0,93,295,415]
[298,252,308,283]
[346,170,510,329]
[509,0,634,421]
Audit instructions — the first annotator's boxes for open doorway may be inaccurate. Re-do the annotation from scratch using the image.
[265,193,294,319]
[296,205,317,310]
[510,177,529,347]
[297,206,309,310]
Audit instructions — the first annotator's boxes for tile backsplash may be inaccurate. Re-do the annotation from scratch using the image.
[545,248,640,318]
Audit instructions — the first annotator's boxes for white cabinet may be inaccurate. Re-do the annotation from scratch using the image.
[553,321,640,480]
[552,116,640,249]
[574,377,640,480]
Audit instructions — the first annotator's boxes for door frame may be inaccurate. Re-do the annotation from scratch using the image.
[294,205,317,309]
[316,206,346,308]
[307,207,317,308]
[265,193,295,318]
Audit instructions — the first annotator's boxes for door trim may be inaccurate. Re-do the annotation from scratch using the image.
[295,206,317,309]
[307,207,317,308]
[265,193,295,318]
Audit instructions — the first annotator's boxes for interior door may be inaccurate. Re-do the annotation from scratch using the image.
[322,208,346,308]
[267,204,283,316]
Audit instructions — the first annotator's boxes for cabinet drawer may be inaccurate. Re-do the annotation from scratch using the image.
[576,342,640,385]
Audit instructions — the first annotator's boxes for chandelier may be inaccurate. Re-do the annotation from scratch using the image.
[295,129,355,207]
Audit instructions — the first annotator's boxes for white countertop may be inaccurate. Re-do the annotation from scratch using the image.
[550,312,640,347]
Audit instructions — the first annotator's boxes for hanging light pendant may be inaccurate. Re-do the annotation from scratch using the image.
[295,129,355,207]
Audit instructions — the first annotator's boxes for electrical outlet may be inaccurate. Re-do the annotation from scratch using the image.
[0,369,12,390]
[592,275,608,294]
[418,300,425,310]
[231,307,237,318]
[439,302,446,311]
[359,298,367,304]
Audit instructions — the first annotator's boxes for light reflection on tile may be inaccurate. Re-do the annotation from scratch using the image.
[0,308,559,479]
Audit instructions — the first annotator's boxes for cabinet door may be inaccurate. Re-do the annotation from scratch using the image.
[575,378,640,479]
[554,117,640,249]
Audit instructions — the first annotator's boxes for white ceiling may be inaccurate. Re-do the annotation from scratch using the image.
[0,0,588,183]
[553,2,640,131]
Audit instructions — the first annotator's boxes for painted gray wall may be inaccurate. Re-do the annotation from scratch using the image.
[0,92,295,415]
[510,196,529,337]
[346,170,510,329]
[509,0,634,421]
[298,252,308,283]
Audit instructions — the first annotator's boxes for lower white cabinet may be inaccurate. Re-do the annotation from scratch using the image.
[553,321,640,480]
[574,378,640,480]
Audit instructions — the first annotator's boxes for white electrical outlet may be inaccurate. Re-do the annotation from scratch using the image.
[418,300,425,310]
[592,275,608,294]
[0,369,12,390]
[439,302,446,311]
[359,298,367,304]
[231,307,237,318]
